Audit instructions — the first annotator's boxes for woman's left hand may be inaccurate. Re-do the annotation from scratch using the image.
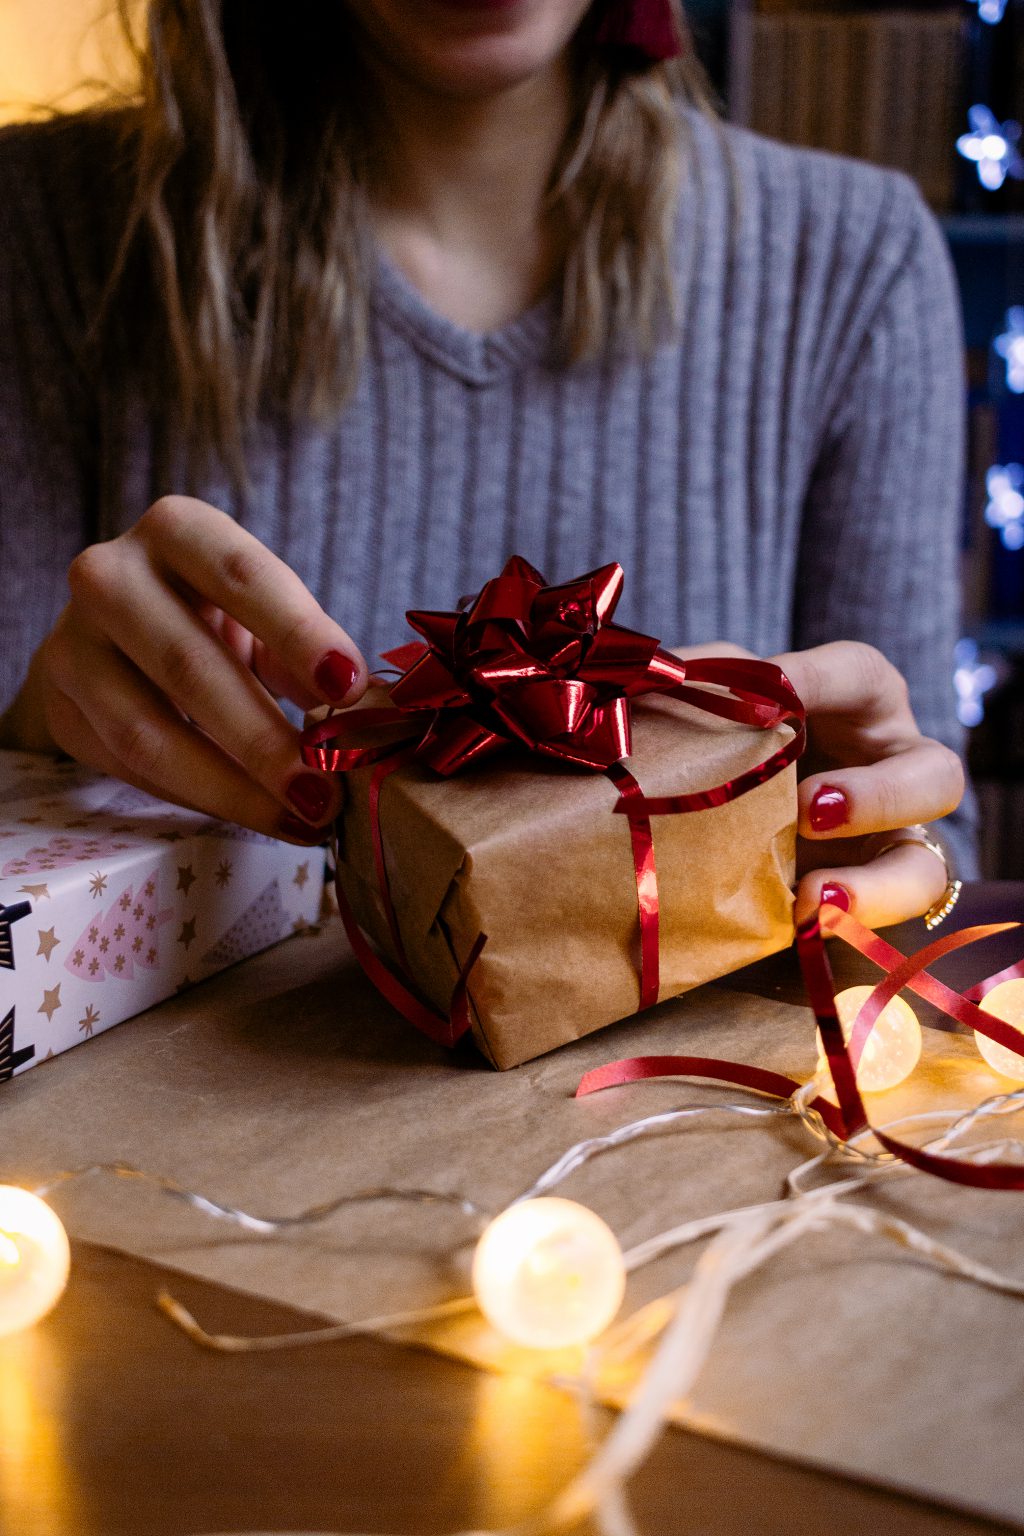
[770,641,964,927]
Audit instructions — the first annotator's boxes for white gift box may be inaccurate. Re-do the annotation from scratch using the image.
[0,751,325,1082]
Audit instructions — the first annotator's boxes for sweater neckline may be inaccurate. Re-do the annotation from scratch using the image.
[370,244,557,386]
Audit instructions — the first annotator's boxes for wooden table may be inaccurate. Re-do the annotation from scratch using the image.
[1,884,1021,1536]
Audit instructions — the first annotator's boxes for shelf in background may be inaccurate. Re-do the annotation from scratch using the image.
[941,213,1024,247]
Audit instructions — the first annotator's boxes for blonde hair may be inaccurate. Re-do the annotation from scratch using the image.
[100,1,714,480]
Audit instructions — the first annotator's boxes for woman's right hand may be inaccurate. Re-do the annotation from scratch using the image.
[0,496,367,843]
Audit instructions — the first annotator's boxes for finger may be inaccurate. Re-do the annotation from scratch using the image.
[798,740,964,841]
[68,545,341,825]
[669,641,757,662]
[771,641,916,732]
[195,606,321,710]
[248,638,325,712]
[794,843,947,929]
[134,497,367,705]
[45,639,326,845]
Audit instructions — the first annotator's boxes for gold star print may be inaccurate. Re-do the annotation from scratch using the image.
[214,859,233,888]
[63,817,90,829]
[89,872,108,899]
[38,985,62,1022]
[178,917,197,950]
[18,883,50,901]
[36,928,60,962]
[293,862,310,890]
[17,815,43,825]
[176,864,196,895]
[78,1004,100,1038]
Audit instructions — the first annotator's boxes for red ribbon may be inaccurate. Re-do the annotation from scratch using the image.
[577,906,1024,1191]
[303,557,805,1050]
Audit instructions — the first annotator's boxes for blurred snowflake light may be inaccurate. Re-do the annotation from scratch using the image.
[953,639,999,729]
[957,106,1024,190]
[984,464,1024,550]
[995,308,1024,395]
[972,0,1007,21]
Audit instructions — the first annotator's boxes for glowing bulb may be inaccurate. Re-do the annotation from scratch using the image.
[0,1187,70,1339]
[974,980,1024,1080]
[816,986,922,1099]
[472,1197,625,1350]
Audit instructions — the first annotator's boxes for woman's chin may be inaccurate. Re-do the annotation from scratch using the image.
[348,0,587,98]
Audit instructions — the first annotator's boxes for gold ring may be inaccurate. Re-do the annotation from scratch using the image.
[868,824,962,930]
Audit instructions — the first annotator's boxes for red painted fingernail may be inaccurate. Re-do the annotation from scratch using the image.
[810,785,849,832]
[819,883,851,912]
[314,650,359,703]
[286,773,334,824]
[277,812,326,845]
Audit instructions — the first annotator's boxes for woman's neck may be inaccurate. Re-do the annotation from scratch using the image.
[367,62,573,332]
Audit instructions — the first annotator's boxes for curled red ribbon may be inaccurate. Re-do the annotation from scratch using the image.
[303,557,806,1049]
[577,906,1024,1191]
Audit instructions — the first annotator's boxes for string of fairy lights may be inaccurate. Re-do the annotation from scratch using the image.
[3,978,1024,1536]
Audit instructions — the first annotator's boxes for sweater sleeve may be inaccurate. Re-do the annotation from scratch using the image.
[793,176,978,876]
[0,122,101,717]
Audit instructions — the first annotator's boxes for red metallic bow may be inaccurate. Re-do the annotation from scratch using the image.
[305,557,803,801]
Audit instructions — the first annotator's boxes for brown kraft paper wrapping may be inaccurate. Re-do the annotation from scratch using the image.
[333,692,797,1069]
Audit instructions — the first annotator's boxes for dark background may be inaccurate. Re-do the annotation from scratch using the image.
[695,0,1024,876]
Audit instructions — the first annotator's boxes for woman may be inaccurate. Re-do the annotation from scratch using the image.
[0,0,969,927]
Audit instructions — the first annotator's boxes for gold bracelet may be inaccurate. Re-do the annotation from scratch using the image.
[868,824,962,930]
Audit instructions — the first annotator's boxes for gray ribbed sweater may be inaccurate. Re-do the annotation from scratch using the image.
[0,107,976,867]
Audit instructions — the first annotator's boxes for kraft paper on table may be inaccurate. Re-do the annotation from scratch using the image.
[2,921,1023,1527]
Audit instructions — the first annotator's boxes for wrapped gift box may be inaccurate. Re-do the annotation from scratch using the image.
[334,694,797,1070]
[0,751,325,1083]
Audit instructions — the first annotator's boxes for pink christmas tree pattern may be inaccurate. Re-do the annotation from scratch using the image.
[201,879,288,968]
[65,869,173,983]
[3,832,131,878]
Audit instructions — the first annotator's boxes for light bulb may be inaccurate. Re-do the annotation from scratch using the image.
[472,1197,625,1351]
[816,985,922,1100]
[0,1187,71,1339]
[974,979,1024,1080]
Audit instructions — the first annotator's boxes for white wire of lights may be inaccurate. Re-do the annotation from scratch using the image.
[175,1083,1024,1536]
[10,998,1024,1535]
